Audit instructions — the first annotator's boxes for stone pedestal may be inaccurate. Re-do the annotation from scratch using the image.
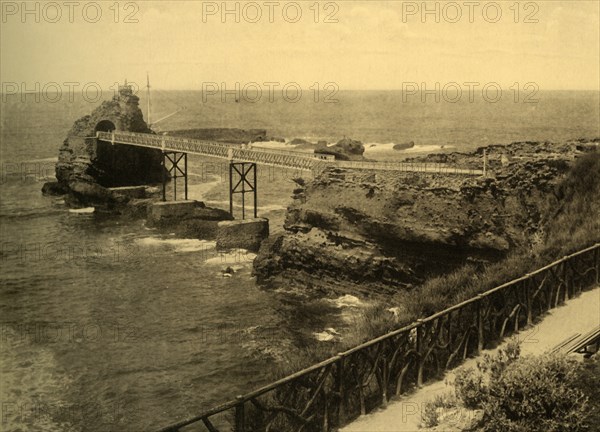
[216,218,269,252]
[148,200,197,224]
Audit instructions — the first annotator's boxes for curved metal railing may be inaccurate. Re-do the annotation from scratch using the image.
[153,244,599,432]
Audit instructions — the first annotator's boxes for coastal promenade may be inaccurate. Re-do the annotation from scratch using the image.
[340,285,600,432]
[154,244,599,432]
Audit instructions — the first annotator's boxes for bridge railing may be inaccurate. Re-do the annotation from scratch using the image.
[96,132,480,175]
[336,160,483,176]
[155,243,599,432]
[96,131,333,171]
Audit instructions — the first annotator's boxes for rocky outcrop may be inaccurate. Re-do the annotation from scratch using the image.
[55,83,163,189]
[253,140,595,295]
[146,200,233,239]
[290,138,315,146]
[44,82,165,207]
[393,141,415,151]
[315,137,366,161]
[216,218,269,252]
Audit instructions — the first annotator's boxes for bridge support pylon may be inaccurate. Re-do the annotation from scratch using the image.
[161,152,188,201]
[229,162,257,220]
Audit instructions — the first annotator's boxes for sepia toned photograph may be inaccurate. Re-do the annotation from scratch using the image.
[1,1,599,431]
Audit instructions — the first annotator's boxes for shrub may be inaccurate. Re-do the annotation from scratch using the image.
[454,340,521,409]
[481,354,589,432]
[421,391,458,428]
[453,341,589,432]
[573,354,600,431]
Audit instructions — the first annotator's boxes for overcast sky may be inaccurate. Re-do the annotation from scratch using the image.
[1,1,599,91]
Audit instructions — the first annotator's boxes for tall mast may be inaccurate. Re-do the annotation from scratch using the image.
[146,72,151,126]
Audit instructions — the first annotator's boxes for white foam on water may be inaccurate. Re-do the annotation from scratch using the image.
[259,204,287,212]
[24,157,58,162]
[327,294,364,308]
[403,144,455,153]
[363,143,456,155]
[363,142,397,153]
[69,207,95,214]
[203,200,285,213]
[204,249,256,265]
[135,237,216,253]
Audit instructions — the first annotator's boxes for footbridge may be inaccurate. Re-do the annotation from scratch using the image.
[97,131,332,172]
[96,131,483,218]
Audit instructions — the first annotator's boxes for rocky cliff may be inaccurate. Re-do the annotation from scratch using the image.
[253,140,596,296]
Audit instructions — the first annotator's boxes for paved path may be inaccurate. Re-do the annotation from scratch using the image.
[340,286,600,432]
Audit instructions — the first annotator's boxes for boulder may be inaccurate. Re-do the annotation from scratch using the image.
[315,137,366,161]
[393,141,415,151]
[41,181,69,196]
[67,180,116,207]
[290,138,314,145]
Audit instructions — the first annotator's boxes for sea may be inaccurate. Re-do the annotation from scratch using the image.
[1,90,598,431]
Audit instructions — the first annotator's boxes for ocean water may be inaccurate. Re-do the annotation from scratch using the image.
[0,90,598,431]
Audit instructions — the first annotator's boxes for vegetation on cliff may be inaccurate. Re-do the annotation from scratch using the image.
[254,141,597,299]
[254,143,599,370]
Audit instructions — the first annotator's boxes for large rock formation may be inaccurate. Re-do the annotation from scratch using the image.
[253,140,595,296]
[45,82,164,206]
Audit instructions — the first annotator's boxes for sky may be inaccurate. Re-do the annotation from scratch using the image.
[1,0,599,91]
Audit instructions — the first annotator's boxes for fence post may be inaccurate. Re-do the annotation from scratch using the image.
[381,357,388,407]
[416,320,424,387]
[563,259,570,301]
[525,276,533,326]
[476,295,485,354]
[336,355,348,425]
[595,247,600,285]
[235,396,245,432]
[322,388,329,432]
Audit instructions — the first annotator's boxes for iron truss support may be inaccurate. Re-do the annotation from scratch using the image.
[161,152,188,201]
[229,162,257,220]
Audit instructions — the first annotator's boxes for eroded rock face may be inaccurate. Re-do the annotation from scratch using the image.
[253,141,594,294]
[55,84,163,190]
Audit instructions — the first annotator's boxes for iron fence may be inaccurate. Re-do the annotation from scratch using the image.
[155,243,599,432]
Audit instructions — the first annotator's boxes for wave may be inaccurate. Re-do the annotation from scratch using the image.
[135,237,216,253]
[69,207,95,214]
[326,294,364,308]
[364,142,455,154]
[204,249,256,265]
[0,206,66,220]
